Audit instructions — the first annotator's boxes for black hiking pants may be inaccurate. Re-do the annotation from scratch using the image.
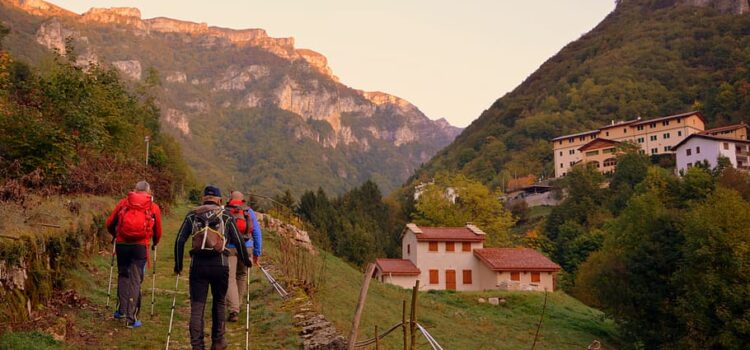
[116,243,147,325]
[189,264,230,350]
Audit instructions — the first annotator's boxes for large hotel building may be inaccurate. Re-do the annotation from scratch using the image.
[551,111,748,178]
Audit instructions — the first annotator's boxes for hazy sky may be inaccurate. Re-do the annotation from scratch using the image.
[52,1,616,127]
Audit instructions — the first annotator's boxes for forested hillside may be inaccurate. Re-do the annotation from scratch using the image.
[412,0,750,187]
[0,22,192,203]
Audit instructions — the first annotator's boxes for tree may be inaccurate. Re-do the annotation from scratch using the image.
[673,188,750,349]
[412,174,515,247]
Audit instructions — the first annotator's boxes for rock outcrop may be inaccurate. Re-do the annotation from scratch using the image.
[111,60,141,80]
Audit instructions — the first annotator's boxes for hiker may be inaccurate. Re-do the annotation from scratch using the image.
[174,185,252,350]
[224,191,262,322]
[105,180,162,328]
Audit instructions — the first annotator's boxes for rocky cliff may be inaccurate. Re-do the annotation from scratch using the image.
[0,0,461,194]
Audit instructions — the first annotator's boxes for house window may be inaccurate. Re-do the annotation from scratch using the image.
[510,272,520,281]
[429,242,438,252]
[650,135,657,141]
[463,270,473,285]
[603,148,615,154]
[531,272,541,283]
[605,131,609,137]
[623,128,627,133]
[650,123,657,128]
[664,146,671,152]
[662,120,669,126]
[678,131,682,137]
[462,242,471,252]
[569,149,575,155]
[696,146,700,154]
[677,118,681,123]
[429,270,439,284]
[604,158,617,167]
[663,133,670,139]
[560,163,563,168]
[559,151,562,156]
[687,163,693,168]
[637,125,644,131]
[686,149,692,156]
[724,143,729,150]
[637,137,644,143]
[639,150,646,154]
[559,141,563,145]
[569,139,573,144]
[407,244,410,255]
[446,242,455,252]
[651,148,658,154]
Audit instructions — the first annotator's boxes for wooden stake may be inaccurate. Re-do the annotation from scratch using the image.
[409,280,420,350]
[402,300,407,350]
[375,325,380,350]
[347,263,376,350]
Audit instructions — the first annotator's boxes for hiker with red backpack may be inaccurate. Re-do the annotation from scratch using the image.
[105,180,162,328]
[224,191,262,323]
[174,185,252,350]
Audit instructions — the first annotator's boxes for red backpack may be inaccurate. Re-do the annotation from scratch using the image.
[116,192,155,243]
[226,200,252,238]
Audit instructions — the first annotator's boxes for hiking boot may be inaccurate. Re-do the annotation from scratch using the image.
[227,311,238,322]
[127,320,142,329]
[211,338,228,350]
[113,310,123,319]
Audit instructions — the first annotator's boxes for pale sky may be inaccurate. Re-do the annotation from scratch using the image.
[52,1,616,127]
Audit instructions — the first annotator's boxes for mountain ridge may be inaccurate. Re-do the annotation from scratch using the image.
[0,0,462,195]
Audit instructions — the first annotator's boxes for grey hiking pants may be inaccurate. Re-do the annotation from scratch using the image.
[226,247,251,314]
[189,264,229,350]
[116,243,147,325]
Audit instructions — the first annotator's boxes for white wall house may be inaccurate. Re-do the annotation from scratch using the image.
[673,133,750,174]
[373,224,561,292]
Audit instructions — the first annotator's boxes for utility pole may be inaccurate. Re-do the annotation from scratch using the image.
[144,135,151,166]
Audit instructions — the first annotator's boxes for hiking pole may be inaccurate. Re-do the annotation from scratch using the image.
[165,274,180,350]
[245,266,250,350]
[106,239,117,308]
[150,246,157,318]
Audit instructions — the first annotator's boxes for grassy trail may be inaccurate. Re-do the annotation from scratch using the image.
[72,205,299,350]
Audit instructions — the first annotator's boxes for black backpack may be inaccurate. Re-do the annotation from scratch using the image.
[190,204,226,254]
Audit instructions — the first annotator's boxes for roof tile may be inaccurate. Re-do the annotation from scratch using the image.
[375,259,420,276]
[474,248,560,272]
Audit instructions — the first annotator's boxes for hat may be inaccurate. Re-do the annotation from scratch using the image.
[203,185,222,198]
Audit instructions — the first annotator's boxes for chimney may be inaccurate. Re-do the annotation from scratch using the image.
[406,223,422,234]
[466,224,486,235]
[611,120,614,125]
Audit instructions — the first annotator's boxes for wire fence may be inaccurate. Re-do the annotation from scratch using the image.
[351,321,444,349]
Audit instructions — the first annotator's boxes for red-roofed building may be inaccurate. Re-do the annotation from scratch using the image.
[374,224,560,291]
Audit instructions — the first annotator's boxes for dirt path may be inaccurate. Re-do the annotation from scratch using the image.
[73,205,300,350]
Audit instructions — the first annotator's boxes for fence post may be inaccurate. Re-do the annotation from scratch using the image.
[347,263,376,350]
[409,280,420,350]
[375,325,380,350]
[402,299,407,350]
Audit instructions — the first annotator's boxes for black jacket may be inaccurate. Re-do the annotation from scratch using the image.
[173,204,252,274]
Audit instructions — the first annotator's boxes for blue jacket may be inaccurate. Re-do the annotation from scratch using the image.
[227,207,262,257]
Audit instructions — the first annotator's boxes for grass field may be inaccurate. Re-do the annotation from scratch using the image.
[314,250,620,350]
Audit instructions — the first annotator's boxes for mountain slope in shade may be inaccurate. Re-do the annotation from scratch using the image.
[408,0,750,189]
[0,0,461,195]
